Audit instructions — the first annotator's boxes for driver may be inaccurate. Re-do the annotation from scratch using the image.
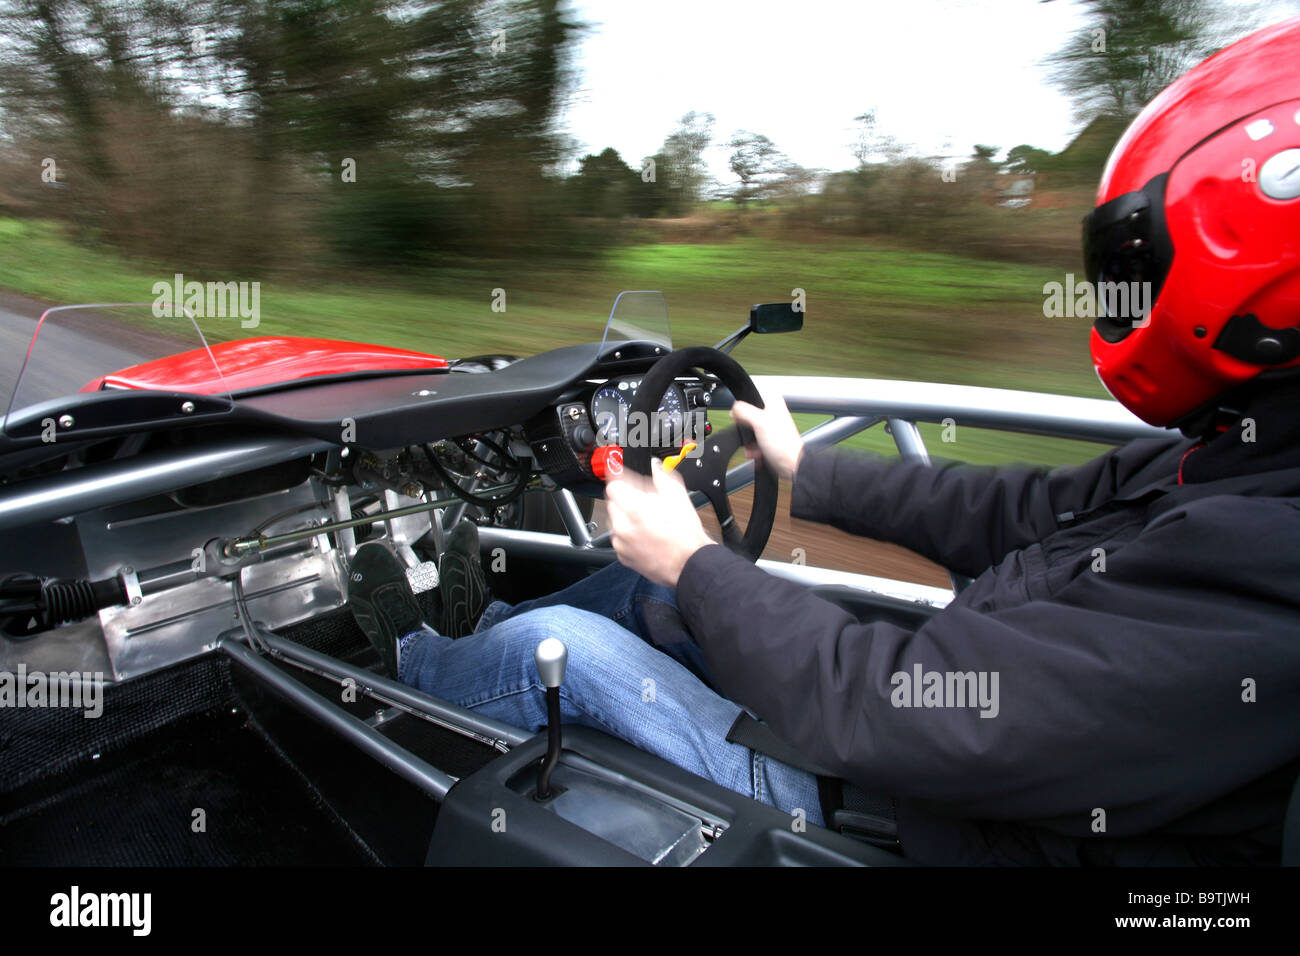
[348,18,1300,865]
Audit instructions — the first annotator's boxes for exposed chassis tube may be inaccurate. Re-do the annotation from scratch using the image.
[222,637,459,800]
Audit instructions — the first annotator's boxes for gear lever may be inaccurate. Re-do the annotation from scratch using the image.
[533,637,567,799]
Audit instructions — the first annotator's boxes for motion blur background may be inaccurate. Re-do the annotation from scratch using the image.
[0,0,1296,402]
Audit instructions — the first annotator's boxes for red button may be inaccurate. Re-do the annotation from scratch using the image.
[590,445,624,481]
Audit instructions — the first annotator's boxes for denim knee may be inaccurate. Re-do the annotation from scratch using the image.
[485,605,639,685]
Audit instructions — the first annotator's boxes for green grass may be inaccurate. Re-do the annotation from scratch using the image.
[0,218,1117,467]
[790,414,1105,467]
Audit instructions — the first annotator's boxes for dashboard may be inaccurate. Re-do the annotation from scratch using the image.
[523,375,716,486]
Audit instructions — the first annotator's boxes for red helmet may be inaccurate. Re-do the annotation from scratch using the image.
[1086,16,1300,427]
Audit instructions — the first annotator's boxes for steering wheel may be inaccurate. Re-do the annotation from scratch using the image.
[622,346,778,561]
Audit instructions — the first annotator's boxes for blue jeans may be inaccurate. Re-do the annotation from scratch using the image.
[398,561,824,825]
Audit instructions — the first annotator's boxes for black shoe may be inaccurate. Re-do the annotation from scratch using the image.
[347,542,425,678]
[437,521,492,638]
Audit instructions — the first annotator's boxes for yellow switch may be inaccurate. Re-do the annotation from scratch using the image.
[662,442,698,473]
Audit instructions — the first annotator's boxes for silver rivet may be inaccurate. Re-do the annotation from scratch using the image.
[181,401,195,413]
[712,444,720,453]
[58,414,73,428]
[694,459,703,468]
[130,596,141,606]
[614,351,622,359]
[712,479,721,487]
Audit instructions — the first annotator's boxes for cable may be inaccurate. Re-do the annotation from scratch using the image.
[232,573,270,653]
[422,442,533,509]
[454,434,531,474]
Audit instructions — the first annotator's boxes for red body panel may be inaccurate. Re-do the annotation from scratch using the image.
[81,337,448,394]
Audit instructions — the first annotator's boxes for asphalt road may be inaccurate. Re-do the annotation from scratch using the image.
[0,292,188,412]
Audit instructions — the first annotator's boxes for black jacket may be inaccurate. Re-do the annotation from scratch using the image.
[676,380,1300,865]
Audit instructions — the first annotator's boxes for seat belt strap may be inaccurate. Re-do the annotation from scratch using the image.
[726,712,901,848]
[1283,765,1300,866]
[725,711,836,777]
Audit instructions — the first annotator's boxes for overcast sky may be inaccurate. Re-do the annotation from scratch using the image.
[560,0,1299,181]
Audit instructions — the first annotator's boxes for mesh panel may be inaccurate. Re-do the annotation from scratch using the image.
[0,706,375,866]
[0,654,235,797]
[275,605,374,660]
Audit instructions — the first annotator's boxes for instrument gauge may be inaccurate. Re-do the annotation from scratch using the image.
[590,386,628,445]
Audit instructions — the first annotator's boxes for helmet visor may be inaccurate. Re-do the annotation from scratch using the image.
[1082,173,1173,342]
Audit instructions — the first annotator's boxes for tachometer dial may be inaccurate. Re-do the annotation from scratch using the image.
[590,385,628,445]
[656,384,686,446]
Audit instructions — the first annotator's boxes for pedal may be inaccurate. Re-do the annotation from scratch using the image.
[395,543,439,594]
[405,561,440,594]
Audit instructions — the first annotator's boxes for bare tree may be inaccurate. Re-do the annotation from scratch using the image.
[660,110,714,210]
[1043,0,1243,122]
[727,130,785,208]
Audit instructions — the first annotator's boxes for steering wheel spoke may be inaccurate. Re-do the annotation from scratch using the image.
[703,480,745,549]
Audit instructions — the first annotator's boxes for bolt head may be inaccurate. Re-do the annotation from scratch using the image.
[1259,148,1300,200]
[58,414,74,429]
[181,401,195,414]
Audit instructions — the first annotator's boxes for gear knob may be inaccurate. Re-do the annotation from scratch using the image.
[534,637,568,689]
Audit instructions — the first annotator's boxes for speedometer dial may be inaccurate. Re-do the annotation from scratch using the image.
[590,385,628,445]
[590,379,690,447]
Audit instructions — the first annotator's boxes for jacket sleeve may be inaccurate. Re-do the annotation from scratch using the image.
[790,437,1186,577]
[675,506,1300,833]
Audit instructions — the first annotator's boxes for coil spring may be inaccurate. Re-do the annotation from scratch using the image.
[42,578,98,625]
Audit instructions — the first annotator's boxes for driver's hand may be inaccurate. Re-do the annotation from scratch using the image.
[606,459,715,589]
[731,390,804,482]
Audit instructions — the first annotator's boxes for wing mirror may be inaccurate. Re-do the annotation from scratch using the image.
[715,302,804,353]
[749,302,803,335]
